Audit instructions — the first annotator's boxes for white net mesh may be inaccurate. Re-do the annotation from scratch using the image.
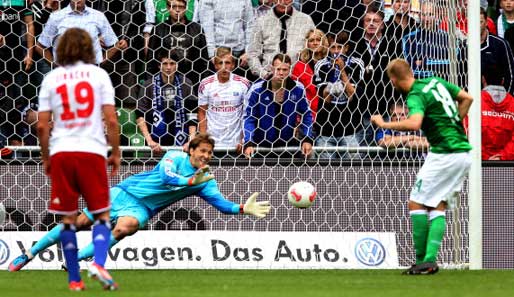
[0,0,472,268]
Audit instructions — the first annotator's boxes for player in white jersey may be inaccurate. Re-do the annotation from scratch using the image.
[198,47,251,152]
[36,28,120,291]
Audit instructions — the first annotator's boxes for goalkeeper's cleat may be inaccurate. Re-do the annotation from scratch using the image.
[8,254,31,272]
[69,280,85,291]
[402,262,439,275]
[402,264,421,275]
[88,262,118,290]
[417,262,439,275]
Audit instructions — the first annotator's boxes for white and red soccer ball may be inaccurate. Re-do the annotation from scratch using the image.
[287,181,316,208]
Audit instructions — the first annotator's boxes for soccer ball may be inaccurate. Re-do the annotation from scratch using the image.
[287,181,316,208]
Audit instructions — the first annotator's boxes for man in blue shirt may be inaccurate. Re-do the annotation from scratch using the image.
[401,1,464,81]
[8,133,270,273]
[243,53,314,158]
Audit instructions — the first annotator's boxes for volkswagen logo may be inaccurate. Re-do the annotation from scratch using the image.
[0,239,9,265]
[354,238,386,266]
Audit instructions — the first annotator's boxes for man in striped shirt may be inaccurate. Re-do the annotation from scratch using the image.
[198,47,251,152]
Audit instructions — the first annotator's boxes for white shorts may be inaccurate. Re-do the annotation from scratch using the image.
[410,151,472,209]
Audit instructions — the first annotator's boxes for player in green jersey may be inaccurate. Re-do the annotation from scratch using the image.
[371,58,473,275]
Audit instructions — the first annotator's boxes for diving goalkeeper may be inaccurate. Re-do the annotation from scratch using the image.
[9,133,271,271]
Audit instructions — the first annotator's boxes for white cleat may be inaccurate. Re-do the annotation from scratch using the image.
[88,262,118,290]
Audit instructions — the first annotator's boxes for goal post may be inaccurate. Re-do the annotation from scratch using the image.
[467,0,483,270]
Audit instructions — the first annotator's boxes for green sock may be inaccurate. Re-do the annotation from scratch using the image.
[410,211,429,264]
[423,214,446,263]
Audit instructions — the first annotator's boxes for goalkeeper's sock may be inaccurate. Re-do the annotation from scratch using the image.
[60,224,81,283]
[92,219,111,267]
[423,211,446,263]
[78,234,118,261]
[410,210,429,264]
[29,223,63,258]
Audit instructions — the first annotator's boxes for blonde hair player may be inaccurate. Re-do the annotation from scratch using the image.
[371,58,473,275]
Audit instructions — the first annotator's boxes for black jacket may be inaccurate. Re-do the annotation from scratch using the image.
[481,32,514,95]
[352,35,402,115]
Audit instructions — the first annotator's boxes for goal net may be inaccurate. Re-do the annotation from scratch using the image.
[0,0,473,269]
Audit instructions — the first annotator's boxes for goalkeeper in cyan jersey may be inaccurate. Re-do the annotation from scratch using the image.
[9,133,271,272]
[371,59,473,275]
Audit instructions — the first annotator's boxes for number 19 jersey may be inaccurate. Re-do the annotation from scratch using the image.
[38,62,115,157]
[406,77,472,153]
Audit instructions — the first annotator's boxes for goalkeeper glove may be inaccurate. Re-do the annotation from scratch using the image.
[242,192,271,219]
[188,166,215,186]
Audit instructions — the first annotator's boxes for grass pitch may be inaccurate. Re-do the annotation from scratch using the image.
[0,269,512,297]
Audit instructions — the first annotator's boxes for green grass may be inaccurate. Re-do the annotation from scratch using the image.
[0,270,513,297]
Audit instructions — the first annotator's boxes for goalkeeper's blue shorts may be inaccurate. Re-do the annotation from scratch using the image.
[82,186,150,229]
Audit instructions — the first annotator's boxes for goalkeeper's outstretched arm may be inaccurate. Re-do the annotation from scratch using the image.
[242,192,271,219]
[200,185,271,218]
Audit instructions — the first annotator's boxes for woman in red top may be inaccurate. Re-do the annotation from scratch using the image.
[291,28,328,120]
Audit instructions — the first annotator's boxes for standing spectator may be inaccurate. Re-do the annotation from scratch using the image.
[195,0,254,76]
[247,0,315,79]
[136,49,197,152]
[145,0,198,27]
[402,0,464,81]
[198,47,250,152]
[14,0,61,149]
[480,64,514,160]
[301,0,382,42]
[243,53,314,158]
[384,0,416,47]
[291,28,329,119]
[375,102,429,159]
[0,0,34,144]
[497,0,514,37]
[353,7,401,145]
[94,0,147,109]
[314,31,366,159]
[30,0,59,91]
[36,0,127,65]
[480,7,514,95]
[148,0,209,91]
[35,28,120,290]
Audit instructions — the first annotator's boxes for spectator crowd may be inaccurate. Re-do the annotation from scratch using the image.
[0,0,512,160]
